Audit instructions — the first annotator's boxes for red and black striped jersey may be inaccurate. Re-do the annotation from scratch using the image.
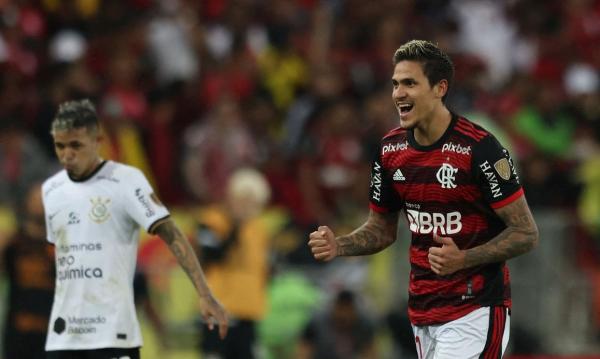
[369,114,523,326]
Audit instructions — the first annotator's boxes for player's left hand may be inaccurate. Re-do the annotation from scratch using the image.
[428,232,465,276]
[199,294,229,339]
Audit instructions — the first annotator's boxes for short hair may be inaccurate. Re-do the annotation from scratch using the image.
[51,99,99,134]
[393,40,454,100]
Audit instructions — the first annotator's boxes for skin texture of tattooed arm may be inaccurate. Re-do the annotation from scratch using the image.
[464,196,539,268]
[336,210,399,256]
[154,219,212,296]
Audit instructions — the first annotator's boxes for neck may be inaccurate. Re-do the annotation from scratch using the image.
[78,157,104,179]
[413,106,452,146]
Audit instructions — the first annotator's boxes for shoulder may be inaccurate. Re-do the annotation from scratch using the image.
[110,161,146,181]
[42,170,67,198]
[382,126,407,141]
[453,116,492,143]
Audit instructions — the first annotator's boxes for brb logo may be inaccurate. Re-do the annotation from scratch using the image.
[406,210,462,235]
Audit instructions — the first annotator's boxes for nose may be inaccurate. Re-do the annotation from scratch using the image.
[61,148,75,163]
[393,86,407,100]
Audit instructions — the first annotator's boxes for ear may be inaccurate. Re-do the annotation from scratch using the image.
[434,79,449,99]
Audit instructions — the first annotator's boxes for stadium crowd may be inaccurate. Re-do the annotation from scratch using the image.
[1,0,600,357]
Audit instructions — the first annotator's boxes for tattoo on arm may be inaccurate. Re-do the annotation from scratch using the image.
[155,220,211,296]
[464,197,539,268]
[336,210,398,256]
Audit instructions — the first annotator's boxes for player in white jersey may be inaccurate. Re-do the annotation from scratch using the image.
[42,99,228,359]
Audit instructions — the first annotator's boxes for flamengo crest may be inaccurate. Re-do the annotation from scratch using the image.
[436,163,458,188]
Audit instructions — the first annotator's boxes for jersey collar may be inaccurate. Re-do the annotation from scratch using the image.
[407,112,458,151]
[68,160,107,183]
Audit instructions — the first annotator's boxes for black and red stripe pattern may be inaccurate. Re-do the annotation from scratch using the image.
[479,306,508,359]
[369,114,523,325]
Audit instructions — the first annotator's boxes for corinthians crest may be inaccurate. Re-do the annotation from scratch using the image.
[436,163,458,189]
[89,197,111,223]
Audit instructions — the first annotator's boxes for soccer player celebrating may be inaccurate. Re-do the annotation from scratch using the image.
[42,99,227,359]
[308,40,539,358]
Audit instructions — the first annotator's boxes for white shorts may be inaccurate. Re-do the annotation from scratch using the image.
[412,306,510,359]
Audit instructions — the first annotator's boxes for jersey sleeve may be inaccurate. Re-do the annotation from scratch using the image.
[122,168,170,232]
[368,147,403,213]
[41,182,56,244]
[472,134,523,209]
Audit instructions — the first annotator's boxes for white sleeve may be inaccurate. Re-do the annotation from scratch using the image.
[121,168,170,232]
[41,183,56,244]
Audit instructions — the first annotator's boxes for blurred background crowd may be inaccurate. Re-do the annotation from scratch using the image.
[1,0,600,358]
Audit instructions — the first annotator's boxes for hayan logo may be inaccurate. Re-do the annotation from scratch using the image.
[479,161,502,198]
[89,197,111,223]
[436,163,458,189]
[370,161,383,202]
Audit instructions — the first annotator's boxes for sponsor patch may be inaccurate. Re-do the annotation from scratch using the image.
[494,158,511,181]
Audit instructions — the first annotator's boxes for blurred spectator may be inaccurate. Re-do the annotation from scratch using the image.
[258,271,321,359]
[0,118,54,209]
[297,100,369,225]
[145,87,186,205]
[296,289,377,359]
[146,2,199,86]
[1,182,54,359]
[182,96,259,203]
[194,167,272,359]
[98,94,157,188]
[511,81,576,158]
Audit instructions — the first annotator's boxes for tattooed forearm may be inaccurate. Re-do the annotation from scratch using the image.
[336,210,398,256]
[155,220,211,296]
[464,197,539,268]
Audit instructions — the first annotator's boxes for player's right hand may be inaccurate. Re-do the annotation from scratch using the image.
[308,225,337,261]
[199,294,229,339]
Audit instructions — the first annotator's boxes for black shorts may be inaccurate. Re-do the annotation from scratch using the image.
[46,347,140,359]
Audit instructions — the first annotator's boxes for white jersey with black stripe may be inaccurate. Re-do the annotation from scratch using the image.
[42,160,169,350]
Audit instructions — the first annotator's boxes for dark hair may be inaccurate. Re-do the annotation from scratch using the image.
[393,40,454,100]
[51,99,99,134]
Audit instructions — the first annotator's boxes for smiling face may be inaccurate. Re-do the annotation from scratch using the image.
[53,127,101,180]
[392,60,448,130]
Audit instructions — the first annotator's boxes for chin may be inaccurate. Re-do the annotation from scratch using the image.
[399,117,417,129]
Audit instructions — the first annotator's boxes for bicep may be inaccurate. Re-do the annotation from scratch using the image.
[494,196,538,235]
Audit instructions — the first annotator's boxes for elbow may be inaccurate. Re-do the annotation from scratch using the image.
[526,225,540,252]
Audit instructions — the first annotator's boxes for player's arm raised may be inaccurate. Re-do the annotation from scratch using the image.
[309,209,398,261]
[153,219,228,339]
[463,196,539,267]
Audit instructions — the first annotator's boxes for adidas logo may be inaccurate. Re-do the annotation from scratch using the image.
[393,169,405,181]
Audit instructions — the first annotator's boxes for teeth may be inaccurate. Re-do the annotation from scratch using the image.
[399,104,412,112]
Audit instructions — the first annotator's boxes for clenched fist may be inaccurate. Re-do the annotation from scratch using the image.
[308,225,337,261]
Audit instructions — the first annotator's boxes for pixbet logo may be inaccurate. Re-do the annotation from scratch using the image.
[382,141,408,155]
[405,209,462,235]
[442,142,472,155]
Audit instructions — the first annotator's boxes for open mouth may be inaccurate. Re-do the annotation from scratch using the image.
[398,103,414,116]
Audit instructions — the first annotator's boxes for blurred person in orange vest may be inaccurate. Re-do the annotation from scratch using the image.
[194,167,272,359]
[1,182,55,359]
